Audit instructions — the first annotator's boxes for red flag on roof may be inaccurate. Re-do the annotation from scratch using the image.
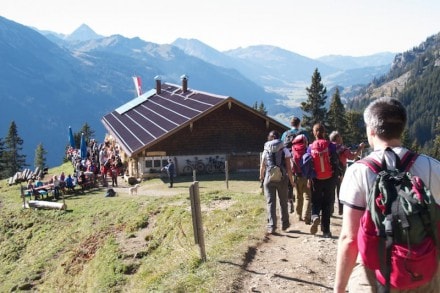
[132,76,142,97]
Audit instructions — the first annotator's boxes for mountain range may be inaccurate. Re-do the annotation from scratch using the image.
[0,16,398,167]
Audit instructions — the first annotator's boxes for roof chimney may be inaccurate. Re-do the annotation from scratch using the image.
[155,75,161,94]
[180,74,188,93]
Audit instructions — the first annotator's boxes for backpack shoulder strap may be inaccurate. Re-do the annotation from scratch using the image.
[399,150,418,172]
[358,148,419,174]
[357,157,382,174]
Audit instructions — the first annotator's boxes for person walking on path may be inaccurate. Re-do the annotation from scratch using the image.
[307,123,339,238]
[259,130,295,234]
[281,116,310,215]
[334,97,440,293]
[329,131,365,215]
[162,159,175,188]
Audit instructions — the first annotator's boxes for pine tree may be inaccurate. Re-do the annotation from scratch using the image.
[401,128,412,149]
[3,121,27,177]
[344,111,366,147]
[328,88,347,136]
[252,101,267,115]
[80,123,95,142]
[34,143,47,171]
[258,101,267,115]
[432,117,440,160]
[301,68,328,131]
[411,139,420,153]
[0,137,6,179]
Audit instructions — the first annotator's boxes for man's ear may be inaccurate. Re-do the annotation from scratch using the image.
[366,126,375,137]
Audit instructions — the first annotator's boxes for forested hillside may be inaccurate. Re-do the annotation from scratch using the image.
[348,33,440,155]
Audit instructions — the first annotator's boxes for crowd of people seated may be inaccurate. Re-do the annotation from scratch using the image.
[65,137,125,191]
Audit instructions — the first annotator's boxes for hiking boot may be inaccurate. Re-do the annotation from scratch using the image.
[323,232,332,238]
[310,217,320,235]
[267,227,276,234]
[282,223,290,231]
[304,218,311,225]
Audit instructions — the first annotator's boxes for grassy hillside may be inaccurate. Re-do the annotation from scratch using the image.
[0,163,266,292]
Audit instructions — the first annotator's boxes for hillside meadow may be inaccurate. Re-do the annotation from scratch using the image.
[0,163,266,292]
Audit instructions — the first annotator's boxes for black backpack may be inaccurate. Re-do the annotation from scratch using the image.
[283,129,305,149]
[105,188,116,197]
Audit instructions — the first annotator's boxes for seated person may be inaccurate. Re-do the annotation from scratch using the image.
[78,171,87,191]
[34,177,48,198]
[35,177,44,188]
[26,179,41,200]
[65,174,75,192]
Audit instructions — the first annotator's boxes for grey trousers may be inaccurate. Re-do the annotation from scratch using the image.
[263,175,289,230]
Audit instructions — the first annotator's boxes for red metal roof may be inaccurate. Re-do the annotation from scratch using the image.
[101,82,230,156]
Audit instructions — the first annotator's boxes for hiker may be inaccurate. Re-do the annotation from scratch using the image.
[259,130,295,234]
[307,122,339,238]
[281,116,310,216]
[162,159,175,188]
[334,97,440,293]
[329,131,365,215]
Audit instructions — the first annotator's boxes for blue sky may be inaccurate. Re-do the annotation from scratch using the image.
[1,0,439,58]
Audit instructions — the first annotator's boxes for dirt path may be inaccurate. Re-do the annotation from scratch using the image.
[238,207,342,293]
[110,178,342,292]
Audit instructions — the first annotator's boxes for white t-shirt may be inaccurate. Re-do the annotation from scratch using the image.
[340,147,440,210]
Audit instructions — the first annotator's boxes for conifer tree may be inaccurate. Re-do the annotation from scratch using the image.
[3,121,27,177]
[0,137,6,179]
[301,68,328,131]
[344,111,366,147]
[34,143,47,171]
[252,101,267,115]
[80,123,95,142]
[328,88,346,136]
[258,101,267,115]
[410,139,420,153]
[433,117,440,160]
[401,128,412,149]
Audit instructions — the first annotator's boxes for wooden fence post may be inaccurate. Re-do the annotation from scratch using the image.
[189,181,206,261]
[225,160,229,189]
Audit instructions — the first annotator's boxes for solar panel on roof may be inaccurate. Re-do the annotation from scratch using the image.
[115,89,156,114]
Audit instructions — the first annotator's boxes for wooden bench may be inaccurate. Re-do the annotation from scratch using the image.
[24,184,54,200]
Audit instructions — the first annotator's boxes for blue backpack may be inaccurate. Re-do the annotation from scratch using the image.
[300,152,316,179]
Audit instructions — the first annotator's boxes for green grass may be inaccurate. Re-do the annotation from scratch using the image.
[0,163,266,292]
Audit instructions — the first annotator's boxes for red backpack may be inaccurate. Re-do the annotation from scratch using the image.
[310,139,333,179]
[357,149,440,291]
[291,134,308,175]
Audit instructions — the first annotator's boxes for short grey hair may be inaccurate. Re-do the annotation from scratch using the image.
[329,131,340,142]
[363,97,407,140]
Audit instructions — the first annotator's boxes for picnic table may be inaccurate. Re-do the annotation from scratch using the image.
[25,184,54,200]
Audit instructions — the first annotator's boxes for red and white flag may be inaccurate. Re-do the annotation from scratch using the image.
[132,76,142,97]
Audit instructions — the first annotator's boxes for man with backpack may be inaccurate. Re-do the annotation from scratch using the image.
[281,117,311,221]
[282,117,304,213]
[334,97,440,293]
[259,130,295,234]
